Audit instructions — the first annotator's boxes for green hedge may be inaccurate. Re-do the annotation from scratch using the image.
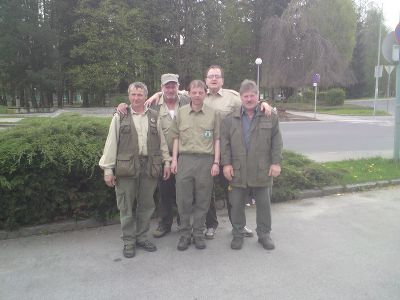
[0,114,117,230]
[0,115,343,230]
[290,88,346,106]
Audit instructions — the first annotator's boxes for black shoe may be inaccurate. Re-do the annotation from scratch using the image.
[231,236,244,250]
[258,234,275,250]
[136,240,157,252]
[177,236,191,251]
[153,224,171,238]
[193,236,206,249]
[123,244,136,258]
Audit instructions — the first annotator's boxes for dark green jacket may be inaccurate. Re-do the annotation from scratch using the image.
[115,108,162,178]
[220,105,283,188]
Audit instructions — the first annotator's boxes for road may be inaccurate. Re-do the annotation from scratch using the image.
[1,187,399,300]
[281,112,394,162]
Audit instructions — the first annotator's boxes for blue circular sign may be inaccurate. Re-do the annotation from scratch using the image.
[395,23,400,44]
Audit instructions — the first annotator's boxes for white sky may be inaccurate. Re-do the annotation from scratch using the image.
[372,0,400,30]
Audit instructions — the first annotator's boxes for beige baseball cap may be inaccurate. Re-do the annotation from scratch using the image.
[161,73,179,85]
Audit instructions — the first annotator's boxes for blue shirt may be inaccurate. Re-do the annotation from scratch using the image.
[241,106,258,150]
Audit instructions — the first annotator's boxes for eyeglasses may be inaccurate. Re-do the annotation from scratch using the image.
[206,75,223,79]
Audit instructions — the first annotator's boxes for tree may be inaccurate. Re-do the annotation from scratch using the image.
[259,0,357,90]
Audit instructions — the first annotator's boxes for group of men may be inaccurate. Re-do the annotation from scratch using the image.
[99,65,283,258]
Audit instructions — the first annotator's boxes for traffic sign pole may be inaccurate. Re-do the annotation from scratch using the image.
[394,63,400,161]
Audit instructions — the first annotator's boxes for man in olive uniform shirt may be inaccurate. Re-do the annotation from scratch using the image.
[99,82,171,258]
[221,79,283,250]
[204,65,276,239]
[169,80,220,251]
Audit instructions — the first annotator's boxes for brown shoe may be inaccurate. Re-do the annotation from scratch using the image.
[258,234,275,250]
[177,236,191,251]
[123,244,136,258]
[136,240,157,252]
[153,224,171,238]
[231,236,244,250]
[193,236,206,249]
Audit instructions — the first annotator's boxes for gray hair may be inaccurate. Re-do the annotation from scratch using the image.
[239,79,259,96]
[127,82,148,97]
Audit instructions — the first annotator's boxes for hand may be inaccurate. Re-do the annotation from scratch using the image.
[104,174,116,187]
[163,166,171,180]
[223,165,234,181]
[144,92,162,107]
[211,163,220,177]
[116,103,128,115]
[171,159,178,174]
[260,101,273,116]
[269,164,281,177]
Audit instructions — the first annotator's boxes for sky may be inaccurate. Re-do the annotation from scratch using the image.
[372,0,400,31]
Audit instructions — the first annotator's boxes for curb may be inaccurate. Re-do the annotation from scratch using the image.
[2,180,400,240]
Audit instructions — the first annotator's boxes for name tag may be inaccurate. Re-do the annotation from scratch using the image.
[203,130,213,138]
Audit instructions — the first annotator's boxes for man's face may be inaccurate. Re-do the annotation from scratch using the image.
[161,82,179,101]
[189,86,206,107]
[241,91,258,111]
[128,87,146,108]
[205,68,224,92]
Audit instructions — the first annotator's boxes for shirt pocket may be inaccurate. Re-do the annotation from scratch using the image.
[179,124,191,145]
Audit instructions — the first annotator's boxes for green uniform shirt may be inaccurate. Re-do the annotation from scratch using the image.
[204,88,241,118]
[169,103,220,155]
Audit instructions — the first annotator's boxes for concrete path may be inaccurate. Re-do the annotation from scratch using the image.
[1,187,399,300]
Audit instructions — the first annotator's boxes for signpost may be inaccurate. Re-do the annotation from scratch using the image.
[312,73,320,119]
[385,24,400,160]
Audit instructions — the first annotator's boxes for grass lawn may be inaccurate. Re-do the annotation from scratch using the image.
[278,102,388,116]
[322,157,400,185]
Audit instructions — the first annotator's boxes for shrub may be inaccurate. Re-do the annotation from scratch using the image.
[324,88,345,106]
[0,114,117,230]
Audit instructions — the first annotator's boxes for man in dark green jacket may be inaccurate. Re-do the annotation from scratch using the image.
[220,79,283,251]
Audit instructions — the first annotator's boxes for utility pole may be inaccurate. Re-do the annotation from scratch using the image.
[374,4,383,116]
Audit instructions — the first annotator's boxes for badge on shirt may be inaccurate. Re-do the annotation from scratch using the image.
[203,130,213,138]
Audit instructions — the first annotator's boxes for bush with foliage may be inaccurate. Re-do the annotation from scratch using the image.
[0,115,344,230]
[290,88,346,106]
[0,114,117,230]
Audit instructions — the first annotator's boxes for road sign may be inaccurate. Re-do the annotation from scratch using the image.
[382,32,396,64]
[374,65,383,78]
[395,23,400,44]
[385,65,395,75]
[312,73,320,84]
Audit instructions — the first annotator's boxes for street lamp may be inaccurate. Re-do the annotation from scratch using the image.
[255,58,262,90]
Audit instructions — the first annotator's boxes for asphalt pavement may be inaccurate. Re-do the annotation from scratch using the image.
[1,187,400,300]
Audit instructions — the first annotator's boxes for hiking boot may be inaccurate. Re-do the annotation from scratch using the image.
[123,244,136,258]
[258,234,275,250]
[231,236,244,250]
[243,226,254,238]
[193,236,206,249]
[153,224,171,238]
[205,227,216,240]
[177,236,191,251]
[136,240,157,252]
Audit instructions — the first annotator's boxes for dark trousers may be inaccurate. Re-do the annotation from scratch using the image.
[205,167,231,229]
[157,174,179,228]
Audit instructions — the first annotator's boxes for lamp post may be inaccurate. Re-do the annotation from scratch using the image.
[255,58,262,100]
[255,58,262,88]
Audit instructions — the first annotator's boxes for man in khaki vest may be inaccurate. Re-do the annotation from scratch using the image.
[99,82,171,258]
[221,79,283,250]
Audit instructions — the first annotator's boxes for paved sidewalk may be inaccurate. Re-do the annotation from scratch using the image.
[1,187,399,300]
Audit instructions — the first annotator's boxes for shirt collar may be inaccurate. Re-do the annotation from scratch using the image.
[207,88,223,97]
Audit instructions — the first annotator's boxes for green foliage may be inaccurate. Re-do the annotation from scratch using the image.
[0,114,117,230]
[319,88,346,106]
[272,151,343,202]
[322,157,400,184]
